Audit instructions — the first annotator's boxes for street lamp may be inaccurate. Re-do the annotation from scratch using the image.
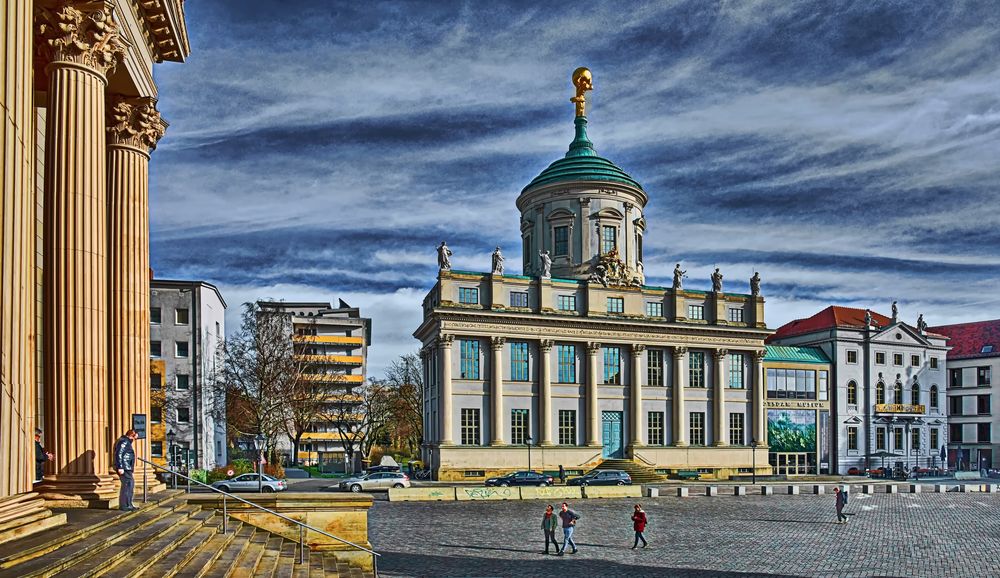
[253,433,266,493]
[525,435,533,472]
[166,430,177,489]
[750,438,759,485]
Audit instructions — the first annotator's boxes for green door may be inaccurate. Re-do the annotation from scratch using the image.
[602,411,623,458]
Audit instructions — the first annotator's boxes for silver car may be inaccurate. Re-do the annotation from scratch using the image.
[338,472,411,492]
[211,473,287,493]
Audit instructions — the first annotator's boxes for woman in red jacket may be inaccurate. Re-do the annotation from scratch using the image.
[631,503,648,549]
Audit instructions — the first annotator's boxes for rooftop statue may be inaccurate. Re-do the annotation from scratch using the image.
[891,300,898,323]
[539,250,552,278]
[711,267,724,293]
[672,263,687,290]
[491,246,504,276]
[570,67,593,117]
[436,241,452,271]
[750,271,761,296]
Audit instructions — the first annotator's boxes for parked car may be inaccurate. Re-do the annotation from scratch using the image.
[211,473,287,493]
[365,464,401,474]
[484,471,554,487]
[567,470,632,486]
[847,467,862,475]
[338,472,410,492]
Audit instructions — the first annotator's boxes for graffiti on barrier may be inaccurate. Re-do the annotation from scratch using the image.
[463,487,513,499]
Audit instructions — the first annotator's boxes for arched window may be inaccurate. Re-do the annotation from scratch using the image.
[847,380,858,405]
[893,381,903,404]
[876,381,885,405]
[911,381,920,405]
[930,385,939,410]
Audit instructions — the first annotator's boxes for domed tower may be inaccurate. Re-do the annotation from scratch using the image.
[516,68,647,285]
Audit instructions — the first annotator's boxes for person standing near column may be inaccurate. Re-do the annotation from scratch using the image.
[34,429,54,484]
[114,430,139,512]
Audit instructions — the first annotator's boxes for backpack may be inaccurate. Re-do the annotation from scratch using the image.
[840,490,848,505]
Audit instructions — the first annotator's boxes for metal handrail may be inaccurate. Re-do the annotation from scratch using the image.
[137,457,380,576]
[632,452,657,467]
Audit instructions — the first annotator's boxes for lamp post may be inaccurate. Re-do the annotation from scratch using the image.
[750,438,759,485]
[253,433,266,493]
[166,430,177,489]
[526,435,533,472]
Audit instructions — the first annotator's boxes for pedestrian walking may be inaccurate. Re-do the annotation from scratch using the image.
[833,486,848,524]
[34,428,54,483]
[556,502,580,555]
[541,504,559,554]
[630,503,648,549]
[558,465,566,485]
[114,429,139,512]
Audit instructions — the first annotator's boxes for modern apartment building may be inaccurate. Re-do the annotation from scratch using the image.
[929,319,999,470]
[258,301,371,471]
[150,280,228,470]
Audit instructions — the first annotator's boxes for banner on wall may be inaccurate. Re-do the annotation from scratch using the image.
[767,409,817,453]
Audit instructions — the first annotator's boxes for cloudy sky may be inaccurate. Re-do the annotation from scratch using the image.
[149,1,1000,376]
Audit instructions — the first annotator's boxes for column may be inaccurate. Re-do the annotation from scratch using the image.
[629,344,645,447]
[106,96,166,482]
[36,0,127,506]
[586,342,601,446]
[539,340,554,446]
[714,349,728,446]
[437,335,454,444]
[752,350,767,445]
[672,347,688,446]
[490,336,505,445]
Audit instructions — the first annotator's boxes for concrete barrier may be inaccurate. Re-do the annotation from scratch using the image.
[647,487,659,498]
[705,486,718,497]
[862,485,875,494]
[985,484,997,494]
[787,485,799,495]
[456,486,519,501]
[583,485,643,499]
[935,484,949,493]
[813,485,825,495]
[761,486,773,496]
[886,485,898,494]
[734,486,747,496]
[519,486,583,500]
[676,487,689,497]
[387,487,456,502]
[909,484,921,494]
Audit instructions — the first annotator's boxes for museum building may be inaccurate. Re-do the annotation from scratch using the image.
[413,69,773,481]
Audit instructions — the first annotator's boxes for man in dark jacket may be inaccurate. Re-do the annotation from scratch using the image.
[114,430,139,512]
[34,428,53,483]
[557,502,580,555]
[834,486,848,524]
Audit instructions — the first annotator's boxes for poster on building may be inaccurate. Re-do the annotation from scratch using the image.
[767,409,817,453]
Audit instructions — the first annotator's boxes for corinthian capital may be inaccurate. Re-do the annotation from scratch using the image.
[107,96,167,151]
[36,1,127,75]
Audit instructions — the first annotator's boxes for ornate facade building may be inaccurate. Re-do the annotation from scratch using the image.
[0,0,188,541]
[414,69,772,481]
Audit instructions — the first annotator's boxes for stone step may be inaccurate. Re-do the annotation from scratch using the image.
[228,532,267,578]
[199,524,256,578]
[169,522,242,578]
[309,552,324,577]
[137,513,220,578]
[100,515,208,578]
[273,539,296,577]
[254,535,284,578]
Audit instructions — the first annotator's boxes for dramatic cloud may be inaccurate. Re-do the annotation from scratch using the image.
[151,1,1000,376]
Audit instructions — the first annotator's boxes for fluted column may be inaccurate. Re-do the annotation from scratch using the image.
[714,348,728,446]
[672,347,688,446]
[437,335,454,444]
[586,343,601,446]
[490,336,505,445]
[36,1,126,505]
[106,96,166,482]
[629,344,645,447]
[539,340,553,446]
[753,350,767,445]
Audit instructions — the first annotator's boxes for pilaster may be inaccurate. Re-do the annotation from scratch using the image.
[586,342,601,447]
[714,348,728,446]
[752,350,767,445]
[538,340,554,446]
[489,336,505,445]
[672,347,688,446]
[437,335,454,445]
[629,344,645,447]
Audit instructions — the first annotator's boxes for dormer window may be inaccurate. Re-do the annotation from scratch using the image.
[983,345,995,354]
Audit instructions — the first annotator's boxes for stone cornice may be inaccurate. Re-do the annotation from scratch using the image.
[36,1,127,75]
[107,95,167,151]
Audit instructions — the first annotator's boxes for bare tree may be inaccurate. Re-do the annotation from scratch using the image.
[382,353,423,456]
[327,379,391,473]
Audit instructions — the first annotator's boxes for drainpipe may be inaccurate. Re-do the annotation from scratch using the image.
[192,285,201,469]
[863,326,871,474]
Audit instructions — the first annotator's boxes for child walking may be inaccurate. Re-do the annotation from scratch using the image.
[631,503,648,549]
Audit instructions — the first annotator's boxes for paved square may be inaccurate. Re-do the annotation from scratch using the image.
[369,492,1000,577]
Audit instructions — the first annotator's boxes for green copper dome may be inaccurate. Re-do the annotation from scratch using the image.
[522,116,643,193]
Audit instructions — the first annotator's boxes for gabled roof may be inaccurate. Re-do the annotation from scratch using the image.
[927,319,1000,360]
[769,306,892,341]
[764,345,829,364]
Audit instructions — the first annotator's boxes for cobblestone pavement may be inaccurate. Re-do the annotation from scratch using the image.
[368,492,1000,577]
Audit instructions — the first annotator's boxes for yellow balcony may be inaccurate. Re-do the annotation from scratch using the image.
[302,432,351,441]
[315,394,364,404]
[294,354,364,365]
[298,373,364,384]
[293,335,364,345]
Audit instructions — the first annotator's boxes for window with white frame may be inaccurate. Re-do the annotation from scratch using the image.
[728,353,745,388]
[557,345,576,383]
[689,412,705,445]
[728,308,744,323]
[458,287,479,305]
[603,346,622,385]
[606,297,624,314]
[647,412,664,445]
[687,305,705,320]
[729,413,745,445]
[557,295,576,311]
[175,341,189,358]
[511,409,529,445]
[558,410,576,445]
[510,342,529,381]
[175,308,189,325]
[647,349,664,386]
[461,408,480,445]
[460,339,480,379]
[689,352,705,387]
[509,291,528,308]
[554,226,569,257]
[150,307,161,324]
[645,302,663,317]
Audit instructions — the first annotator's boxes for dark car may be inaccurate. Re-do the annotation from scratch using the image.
[567,470,632,486]
[484,470,554,487]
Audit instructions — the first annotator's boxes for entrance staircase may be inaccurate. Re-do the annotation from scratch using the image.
[593,459,667,483]
[0,491,372,578]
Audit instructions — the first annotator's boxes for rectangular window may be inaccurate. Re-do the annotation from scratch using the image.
[603,347,622,385]
[558,410,576,445]
[687,305,705,320]
[818,371,829,401]
[728,353,745,389]
[460,339,480,379]
[554,226,569,257]
[177,407,190,423]
[151,341,161,358]
[557,345,576,383]
[689,412,705,445]
[175,341,189,358]
[765,368,818,400]
[911,428,921,450]
[876,427,886,451]
[950,423,963,443]
[601,225,617,254]
[978,395,991,415]
[151,406,162,423]
[645,302,663,317]
[647,349,664,386]
[847,381,857,405]
[606,297,624,314]
[979,423,991,443]
[176,374,190,390]
[458,287,479,305]
[461,408,480,445]
[930,428,939,452]
[893,353,903,366]
[151,307,161,324]
[978,366,992,386]
[950,368,963,387]
[557,295,576,311]
[510,342,529,381]
[511,409,529,445]
[150,373,162,390]
[847,350,858,364]
[729,413,745,446]
[893,428,903,451]
[175,308,189,325]
[647,412,664,446]
[875,352,886,365]
[151,442,163,457]
[688,352,705,387]
[848,427,858,450]
[911,355,920,367]
[509,291,528,308]
[930,357,938,369]
[728,308,744,323]
[950,396,963,416]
